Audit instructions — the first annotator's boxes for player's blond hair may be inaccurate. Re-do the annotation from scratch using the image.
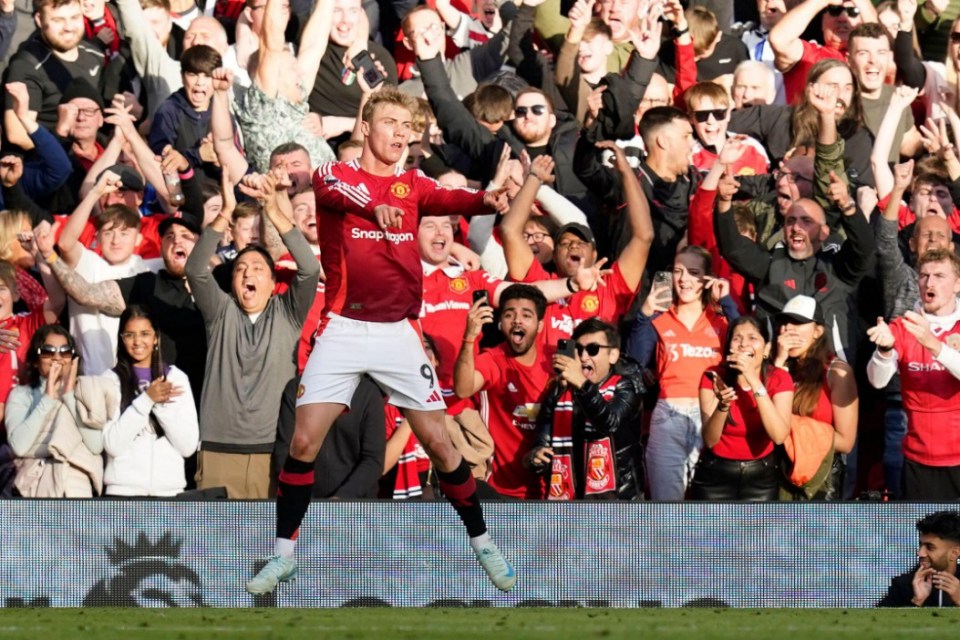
[361,86,420,124]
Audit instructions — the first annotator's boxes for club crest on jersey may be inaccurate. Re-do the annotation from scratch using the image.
[581,294,599,313]
[296,384,305,399]
[449,277,468,293]
[390,182,411,199]
[948,334,960,351]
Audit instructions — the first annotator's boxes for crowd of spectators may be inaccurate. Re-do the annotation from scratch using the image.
[1,0,960,502]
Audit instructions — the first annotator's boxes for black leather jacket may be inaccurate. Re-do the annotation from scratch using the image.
[532,356,645,500]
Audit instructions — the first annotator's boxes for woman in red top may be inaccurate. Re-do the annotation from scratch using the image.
[773,295,858,500]
[693,316,793,501]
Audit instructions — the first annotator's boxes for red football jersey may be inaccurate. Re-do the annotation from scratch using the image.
[474,344,552,499]
[520,259,637,353]
[0,310,47,378]
[420,263,502,411]
[313,161,489,324]
[891,317,960,466]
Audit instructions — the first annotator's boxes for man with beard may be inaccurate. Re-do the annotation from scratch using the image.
[502,149,652,350]
[43,216,207,407]
[716,82,876,363]
[868,250,960,501]
[3,0,108,146]
[415,10,598,217]
[729,59,875,190]
[418,211,606,475]
[768,0,876,104]
[454,283,552,499]
[879,510,960,607]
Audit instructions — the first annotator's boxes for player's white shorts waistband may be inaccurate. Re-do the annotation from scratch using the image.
[297,313,445,412]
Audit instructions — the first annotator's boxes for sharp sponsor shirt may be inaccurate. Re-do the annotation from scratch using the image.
[474,344,552,499]
[890,316,960,466]
[312,160,489,324]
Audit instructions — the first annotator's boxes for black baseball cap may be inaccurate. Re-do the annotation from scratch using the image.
[554,222,595,245]
[158,215,202,237]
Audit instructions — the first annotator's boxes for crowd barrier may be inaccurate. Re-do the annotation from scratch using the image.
[0,501,946,608]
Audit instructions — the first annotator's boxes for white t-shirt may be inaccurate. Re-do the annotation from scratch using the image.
[69,249,161,375]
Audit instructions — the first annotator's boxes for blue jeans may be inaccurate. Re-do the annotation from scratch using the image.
[645,400,702,501]
[884,406,907,499]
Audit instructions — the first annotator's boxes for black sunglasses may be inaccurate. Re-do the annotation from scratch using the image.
[515,105,547,118]
[575,343,616,357]
[826,6,860,17]
[693,109,727,123]
[38,344,74,356]
[950,32,960,44]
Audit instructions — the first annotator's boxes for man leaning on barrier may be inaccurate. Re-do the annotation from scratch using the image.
[878,511,960,608]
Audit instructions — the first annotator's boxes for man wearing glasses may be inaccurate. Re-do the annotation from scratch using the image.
[684,81,770,176]
[769,0,877,104]
[525,317,644,500]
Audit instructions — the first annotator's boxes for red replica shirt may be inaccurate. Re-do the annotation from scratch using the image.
[273,250,327,374]
[520,259,637,352]
[313,161,489,324]
[700,367,793,460]
[890,317,960,466]
[653,307,728,399]
[783,40,845,105]
[0,309,47,378]
[876,194,960,233]
[420,262,502,412]
[692,139,769,176]
[53,214,166,260]
[474,344,552,499]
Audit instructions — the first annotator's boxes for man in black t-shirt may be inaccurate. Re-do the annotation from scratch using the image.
[3,0,107,146]
[307,0,398,141]
[44,215,207,407]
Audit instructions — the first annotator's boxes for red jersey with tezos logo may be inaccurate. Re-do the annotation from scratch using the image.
[474,344,552,499]
[313,160,489,323]
[420,263,502,411]
[890,316,960,466]
[518,258,636,351]
[652,307,728,399]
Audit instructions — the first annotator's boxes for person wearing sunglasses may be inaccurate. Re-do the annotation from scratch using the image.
[684,82,770,176]
[5,324,104,498]
[768,0,876,104]
[98,305,198,497]
[526,317,644,500]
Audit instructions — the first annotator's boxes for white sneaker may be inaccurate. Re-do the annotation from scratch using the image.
[474,542,517,592]
[245,555,298,594]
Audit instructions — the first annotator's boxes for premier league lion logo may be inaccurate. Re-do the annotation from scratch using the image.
[83,532,205,607]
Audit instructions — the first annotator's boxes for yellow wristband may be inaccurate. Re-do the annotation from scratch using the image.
[45,252,58,265]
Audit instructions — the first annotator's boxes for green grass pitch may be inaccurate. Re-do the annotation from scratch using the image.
[0,608,957,639]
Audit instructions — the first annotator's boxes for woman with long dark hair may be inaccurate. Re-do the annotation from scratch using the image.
[5,324,102,497]
[628,245,738,500]
[692,316,793,501]
[101,305,198,497]
[773,296,858,500]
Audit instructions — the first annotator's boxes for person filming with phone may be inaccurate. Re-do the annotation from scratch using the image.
[627,246,739,501]
[526,317,644,501]
[691,316,794,501]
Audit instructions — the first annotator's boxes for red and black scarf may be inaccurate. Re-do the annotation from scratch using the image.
[547,375,620,500]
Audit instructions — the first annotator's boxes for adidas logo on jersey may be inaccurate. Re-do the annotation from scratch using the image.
[425,389,443,403]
